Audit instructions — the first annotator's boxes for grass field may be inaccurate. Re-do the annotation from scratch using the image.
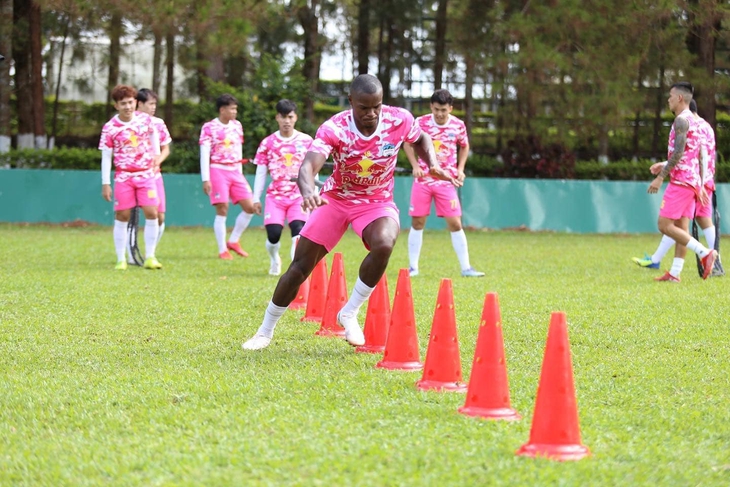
[1,223,729,486]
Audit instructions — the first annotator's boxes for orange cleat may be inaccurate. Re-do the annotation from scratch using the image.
[226,241,249,258]
[654,271,680,283]
[219,251,234,260]
[701,250,717,280]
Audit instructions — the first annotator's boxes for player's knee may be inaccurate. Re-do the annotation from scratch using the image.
[289,220,305,237]
[240,199,255,214]
[266,224,284,244]
[158,214,165,225]
[368,236,397,258]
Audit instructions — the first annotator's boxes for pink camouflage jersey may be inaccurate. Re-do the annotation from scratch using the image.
[254,131,313,200]
[667,109,703,192]
[414,114,468,187]
[310,106,421,204]
[98,111,158,182]
[198,118,244,165]
[152,115,172,176]
[697,117,716,190]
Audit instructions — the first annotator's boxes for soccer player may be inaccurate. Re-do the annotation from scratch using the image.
[633,99,721,277]
[645,82,716,281]
[404,89,484,278]
[127,88,172,265]
[252,99,314,276]
[242,74,458,350]
[199,94,258,260]
[99,84,162,270]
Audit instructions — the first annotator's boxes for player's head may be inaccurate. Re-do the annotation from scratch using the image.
[668,81,693,114]
[111,85,137,120]
[216,93,238,122]
[275,99,298,135]
[136,88,158,116]
[430,89,454,125]
[689,99,698,114]
[348,74,383,133]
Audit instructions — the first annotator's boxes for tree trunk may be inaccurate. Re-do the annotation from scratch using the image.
[106,11,123,118]
[164,30,174,125]
[651,64,665,157]
[434,0,448,89]
[686,0,719,129]
[13,0,33,149]
[0,0,13,153]
[29,0,45,148]
[464,53,475,140]
[297,0,321,122]
[152,28,162,94]
[356,0,370,74]
[195,34,207,99]
[51,15,70,149]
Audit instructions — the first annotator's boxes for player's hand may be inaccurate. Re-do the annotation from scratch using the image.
[699,187,710,206]
[102,184,112,202]
[647,176,663,194]
[430,165,463,187]
[202,181,212,195]
[301,194,329,212]
[412,167,426,178]
[253,202,262,216]
[457,170,466,183]
[649,162,665,175]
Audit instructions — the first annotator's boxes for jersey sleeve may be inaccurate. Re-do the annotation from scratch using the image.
[403,110,421,144]
[253,136,269,166]
[308,121,337,159]
[457,120,469,147]
[199,122,211,146]
[98,123,113,151]
[159,120,172,146]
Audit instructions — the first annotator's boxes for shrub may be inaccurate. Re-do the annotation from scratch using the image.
[499,135,576,179]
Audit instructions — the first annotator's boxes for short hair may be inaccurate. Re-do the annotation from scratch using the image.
[350,74,382,96]
[276,99,297,115]
[111,85,136,102]
[689,99,698,113]
[216,94,238,110]
[430,89,453,106]
[136,88,158,103]
[671,81,694,100]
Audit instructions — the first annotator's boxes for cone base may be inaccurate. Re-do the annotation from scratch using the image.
[457,405,521,421]
[354,344,386,354]
[416,379,467,392]
[315,327,346,337]
[301,315,323,322]
[516,442,590,461]
[375,360,424,371]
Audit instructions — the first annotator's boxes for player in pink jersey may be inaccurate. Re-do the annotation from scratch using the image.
[645,82,716,281]
[243,74,459,351]
[252,99,314,276]
[125,88,172,265]
[404,89,484,278]
[199,94,259,260]
[99,84,162,271]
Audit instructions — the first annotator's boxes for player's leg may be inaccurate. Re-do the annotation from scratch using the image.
[286,197,309,261]
[289,220,305,261]
[658,217,688,282]
[112,180,136,269]
[696,189,716,250]
[265,224,284,275]
[226,173,255,257]
[408,182,431,276]
[156,174,166,245]
[434,185,484,277]
[134,177,161,269]
[214,203,231,259]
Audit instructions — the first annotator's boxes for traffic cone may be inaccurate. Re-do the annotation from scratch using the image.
[289,277,310,310]
[376,269,423,371]
[416,279,467,391]
[355,274,391,354]
[516,312,590,461]
[301,258,328,322]
[458,292,520,420]
[315,252,347,337]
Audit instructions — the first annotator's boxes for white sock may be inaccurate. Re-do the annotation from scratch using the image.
[266,240,281,265]
[256,301,288,338]
[126,224,136,263]
[144,219,159,258]
[114,220,128,262]
[339,278,375,317]
[686,237,710,258]
[229,211,253,243]
[214,215,227,253]
[703,226,716,251]
[408,228,423,271]
[451,229,471,271]
[291,235,300,261]
[157,222,165,245]
[669,258,684,278]
[652,235,675,264]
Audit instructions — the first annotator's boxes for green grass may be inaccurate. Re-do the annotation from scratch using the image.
[1,224,729,486]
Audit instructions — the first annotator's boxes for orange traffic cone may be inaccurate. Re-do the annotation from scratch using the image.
[355,274,390,354]
[289,277,310,310]
[516,312,590,461]
[416,279,467,391]
[315,252,347,337]
[458,292,520,420]
[301,258,328,322]
[376,269,423,371]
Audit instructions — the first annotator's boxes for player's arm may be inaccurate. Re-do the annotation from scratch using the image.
[200,143,212,195]
[456,141,469,183]
[412,132,462,187]
[402,142,425,178]
[299,151,328,211]
[101,148,113,201]
[649,117,688,194]
[252,163,267,216]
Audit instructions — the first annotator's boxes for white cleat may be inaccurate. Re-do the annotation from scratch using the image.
[337,310,365,347]
[408,267,419,277]
[461,267,485,277]
[242,334,272,350]
[269,255,282,276]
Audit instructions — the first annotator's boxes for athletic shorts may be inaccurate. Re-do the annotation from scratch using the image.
[155,173,166,214]
[264,195,309,226]
[114,176,158,211]
[694,188,714,218]
[659,183,696,221]
[300,197,400,252]
[409,181,461,218]
[209,166,252,206]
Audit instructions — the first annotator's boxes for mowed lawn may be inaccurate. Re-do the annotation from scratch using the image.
[0,223,729,486]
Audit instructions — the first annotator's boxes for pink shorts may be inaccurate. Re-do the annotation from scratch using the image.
[694,188,714,218]
[300,197,400,252]
[409,181,461,218]
[659,183,696,220]
[114,176,159,211]
[209,167,252,206]
[155,174,166,214]
[264,195,309,226]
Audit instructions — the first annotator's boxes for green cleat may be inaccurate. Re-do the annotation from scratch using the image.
[632,253,660,269]
[143,256,163,270]
[115,261,128,271]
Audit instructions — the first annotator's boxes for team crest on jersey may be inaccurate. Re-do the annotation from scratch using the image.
[380,142,397,157]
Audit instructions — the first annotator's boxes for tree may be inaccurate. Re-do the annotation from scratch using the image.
[0,0,12,153]
[29,0,45,148]
[13,0,33,149]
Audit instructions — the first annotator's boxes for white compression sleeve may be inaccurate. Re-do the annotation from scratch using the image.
[150,127,161,155]
[101,149,112,185]
[200,144,211,182]
[253,164,268,202]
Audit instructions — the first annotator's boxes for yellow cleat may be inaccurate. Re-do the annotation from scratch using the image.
[115,261,128,271]
[143,256,163,270]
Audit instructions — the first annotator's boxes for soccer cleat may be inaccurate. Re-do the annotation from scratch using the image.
[337,310,366,347]
[461,267,485,277]
[701,250,717,280]
[219,251,234,260]
[408,267,419,277]
[115,260,128,271]
[632,253,660,269]
[269,255,282,276]
[143,256,162,269]
[654,271,680,283]
[226,241,249,258]
[242,334,272,350]
[711,255,725,277]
